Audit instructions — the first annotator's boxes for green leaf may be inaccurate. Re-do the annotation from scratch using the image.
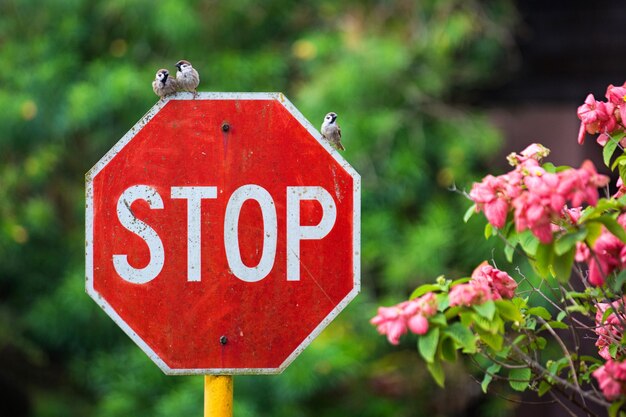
[429,313,448,326]
[619,160,626,186]
[437,293,450,311]
[463,203,476,223]
[518,230,540,257]
[410,284,440,299]
[427,360,445,387]
[479,331,503,351]
[612,270,626,292]
[473,300,496,320]
[504,240,517,263]
[484,222,494,239]
[537,380,552,397]
[604,135,620,167]
[439,336,457,362]
[612,154,625,171]
[449,277,471,287]
[552,246,575,283]
[542,162,557,173]
[603,307,616,323]
[527,306,551,320]
[418,327,439,363]
[534,336,547,349]
[469,312,492,331]
[575,355,603,365]
[444,306,462,320]
[444,322,476,353]
[585,221,603,246]
[609,398,625,417]
[543,321,568,330]
[565,304,589,315]
[610,344,618,359]
[554,228,587,256]
[481,363,501,393]
[488,314,504,333]
[509,367,531,392]
[495,300,523,323]
[591,215,626,243]
[547,359,564,376]
[533,242,554,278]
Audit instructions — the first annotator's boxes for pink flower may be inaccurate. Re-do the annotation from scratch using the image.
[593,360,626,400]
[407,314,429,335]
[507,143,550,166]
[577,94,617,144]
[606,83,626,124]
[371,292,440,345]
[564,161,609,207]
[507,158,607,244]
[370,305,407,345]
[606,83,626,105]
[414,292,438,317]
[575,242,590,263]
[470,175,513,229]
[588,233,624,286]
[595,301,625,361]
[593,362,625,400]
[471,262,517,299]
[448,281,492,307]
[512,193,554,244]
[614,177,626,199]
[563,206,582,224]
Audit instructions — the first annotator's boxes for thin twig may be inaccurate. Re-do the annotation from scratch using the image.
[508,340,611,408]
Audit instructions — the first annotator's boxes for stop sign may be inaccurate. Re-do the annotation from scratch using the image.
[85,92,360,374]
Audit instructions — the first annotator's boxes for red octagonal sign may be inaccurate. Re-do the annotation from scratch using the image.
[86,93,360,374]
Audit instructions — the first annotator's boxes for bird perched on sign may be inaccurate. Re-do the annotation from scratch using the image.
[152,69,178,99]
[321,112,345,151]
[175,59,200,97]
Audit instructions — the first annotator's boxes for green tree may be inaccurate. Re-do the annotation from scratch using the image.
[0,1,517,416]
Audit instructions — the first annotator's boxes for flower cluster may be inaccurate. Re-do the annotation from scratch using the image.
[370,292,438,345]
[593,360,626,401]
[578,82,626,146]
[448,262,517,307]
[595,301,625,361]
[470,144,609,244]
[576,214,626,286]
[592,301,626,400]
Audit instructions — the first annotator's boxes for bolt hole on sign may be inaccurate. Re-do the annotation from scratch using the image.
[85,92,361,374]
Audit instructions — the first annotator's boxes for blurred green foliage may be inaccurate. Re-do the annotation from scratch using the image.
[0,0,518,416]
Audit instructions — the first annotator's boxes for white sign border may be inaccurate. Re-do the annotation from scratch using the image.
[85,92,361,375]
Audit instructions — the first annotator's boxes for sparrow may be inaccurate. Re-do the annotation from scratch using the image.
[152,69,178,99]
[175,59,200,97]
[321,112,345,151]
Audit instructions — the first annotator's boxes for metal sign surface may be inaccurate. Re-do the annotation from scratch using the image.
[85,92,360,374]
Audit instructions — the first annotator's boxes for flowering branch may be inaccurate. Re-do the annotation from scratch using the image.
[371,81,626,416]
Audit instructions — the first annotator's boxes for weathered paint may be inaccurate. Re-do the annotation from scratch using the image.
[85,92,361,375]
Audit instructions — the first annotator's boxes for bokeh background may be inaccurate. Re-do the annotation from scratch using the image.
[1,0,624,416]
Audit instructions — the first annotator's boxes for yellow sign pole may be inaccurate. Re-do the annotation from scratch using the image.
[204,375,233,417]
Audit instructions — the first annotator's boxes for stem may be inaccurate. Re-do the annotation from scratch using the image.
[479,351,529,369]
[548,390,581,417]
[551,382,599,417]
[536,317,585,406]
[515,267,588,328]
[508,340,611,408]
